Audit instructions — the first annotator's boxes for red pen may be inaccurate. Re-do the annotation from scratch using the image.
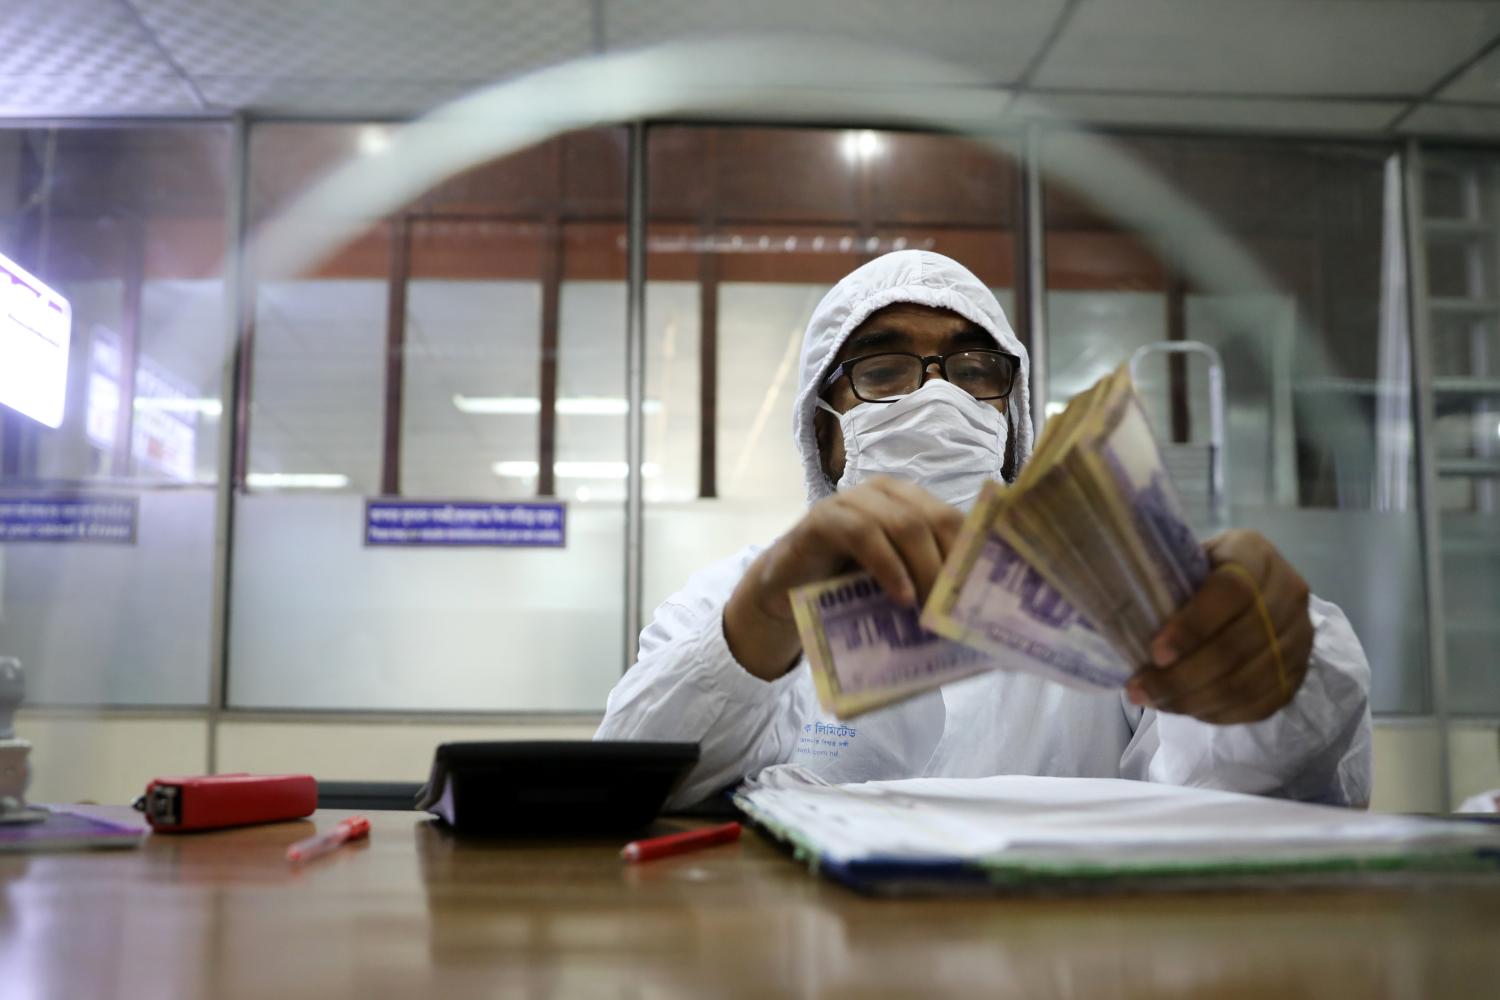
[620,821,742,863]
[286,816,371,864]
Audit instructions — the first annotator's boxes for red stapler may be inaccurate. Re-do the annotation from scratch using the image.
[135,773,317,832]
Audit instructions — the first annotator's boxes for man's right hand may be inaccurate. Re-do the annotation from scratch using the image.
[722,476,964,681]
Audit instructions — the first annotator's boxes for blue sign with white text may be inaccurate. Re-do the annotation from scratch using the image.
[365,499,566,548]
[0,495,137,544]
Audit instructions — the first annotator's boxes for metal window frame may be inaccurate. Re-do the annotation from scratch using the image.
[208,113,252,769]
[624,122,648,661]
[1402,140,1454,809]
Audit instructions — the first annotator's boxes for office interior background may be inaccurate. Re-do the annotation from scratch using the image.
[1,0,1497,811]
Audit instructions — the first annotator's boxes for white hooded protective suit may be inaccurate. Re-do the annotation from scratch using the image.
[596,250,1372,809]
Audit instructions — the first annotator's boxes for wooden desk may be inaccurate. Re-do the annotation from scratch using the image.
[3,808,1498,999]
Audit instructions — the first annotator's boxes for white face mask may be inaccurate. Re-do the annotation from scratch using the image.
[817,378,1008,510]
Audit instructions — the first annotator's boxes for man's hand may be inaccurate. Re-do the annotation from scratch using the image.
[723,476,963,681]
[1126,530,1314,724]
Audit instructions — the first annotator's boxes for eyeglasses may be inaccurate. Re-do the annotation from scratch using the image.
[821,349,1020,404]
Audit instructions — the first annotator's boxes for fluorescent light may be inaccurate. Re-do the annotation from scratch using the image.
[455,396,538,414]
[453,395,662,416]
[134,397,222,417]
[559,397,664,416]
[246,473,350,489]
[492,461,660,480]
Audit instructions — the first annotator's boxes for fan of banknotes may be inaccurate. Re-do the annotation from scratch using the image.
[790,366,1210,718]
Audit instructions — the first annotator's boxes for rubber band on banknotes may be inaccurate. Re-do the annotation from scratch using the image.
[1221,563,1287,697]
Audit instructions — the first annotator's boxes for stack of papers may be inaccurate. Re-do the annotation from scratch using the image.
[734,767,1500,895]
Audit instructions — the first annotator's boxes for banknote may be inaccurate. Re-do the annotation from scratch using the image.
[982,367,1206,669]
[791,572,994,719]
[1076,381,1209,613]
[995,468,1157,664]
[791,366,1208,716]
[923,529,1131,689]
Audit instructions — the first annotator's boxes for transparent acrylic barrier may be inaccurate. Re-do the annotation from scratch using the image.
[1441,512,1500,714]
[642,500,803,626]
[1233,505,1427,714]
[401,279,542,500]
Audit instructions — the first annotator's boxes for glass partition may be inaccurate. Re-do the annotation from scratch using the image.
[1042,134,1426,713]
[0,116,1478,726]
[228,125,630,711]
[0,125,231,705]
[640,125,1025,622]
[1421,151,1500,716]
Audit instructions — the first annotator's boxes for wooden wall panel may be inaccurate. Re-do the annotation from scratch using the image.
[1046,231,1167,292]
[872,132,1017,228]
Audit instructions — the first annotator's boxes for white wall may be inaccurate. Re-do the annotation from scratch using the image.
[17,712,210,804]
[216,718,597,782]
[19,709,1497,814]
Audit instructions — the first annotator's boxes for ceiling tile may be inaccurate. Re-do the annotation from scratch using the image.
[1398,101,1500,138]
[194,78,477,117]
[601,0,1069,85]
[1035,1,1500,97]
[1,0,167,77]
[0,0,199,114]
[138,0,594,79]
[0,74,200,115]
[134,0,595,114]
[1435,46,1500,104]
[1015,92,1406,134]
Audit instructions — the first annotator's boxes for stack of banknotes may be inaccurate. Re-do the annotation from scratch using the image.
[790,367,1210,718]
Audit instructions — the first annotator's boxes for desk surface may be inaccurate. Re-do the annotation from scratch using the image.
[3,808,1499,999]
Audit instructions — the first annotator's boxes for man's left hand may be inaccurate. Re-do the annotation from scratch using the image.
[1126,529,1314,724]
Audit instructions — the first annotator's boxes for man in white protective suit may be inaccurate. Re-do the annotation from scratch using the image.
[596,250,1372,810]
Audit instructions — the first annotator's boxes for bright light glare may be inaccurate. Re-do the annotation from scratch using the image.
[493,461,660,479]
[358,125,391,155]
[134,397,223,417]
[246,473,350,489]
[453,395,662,416]
[840,129,881,162]
[0,249,71,428]
[1044,401,1066,418]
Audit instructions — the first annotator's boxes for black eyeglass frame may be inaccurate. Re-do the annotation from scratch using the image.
[821,349,1021,404]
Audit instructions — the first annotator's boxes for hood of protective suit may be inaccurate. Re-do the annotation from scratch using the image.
[793,250,1034,504]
